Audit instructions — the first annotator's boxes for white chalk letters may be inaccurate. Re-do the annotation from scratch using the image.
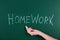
[8,13,54,26]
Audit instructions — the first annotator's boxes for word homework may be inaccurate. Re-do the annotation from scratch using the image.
[8,13,54,26]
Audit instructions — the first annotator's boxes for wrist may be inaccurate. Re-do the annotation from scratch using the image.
[37,31,42,36]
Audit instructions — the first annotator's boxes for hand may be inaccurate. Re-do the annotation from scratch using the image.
[25,26,40,36]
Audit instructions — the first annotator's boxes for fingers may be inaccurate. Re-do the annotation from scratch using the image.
[25,26,37,36]
[25,26,33,33]
[25,26,32,30]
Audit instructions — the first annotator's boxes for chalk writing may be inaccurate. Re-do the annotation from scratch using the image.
[8,13,54,26]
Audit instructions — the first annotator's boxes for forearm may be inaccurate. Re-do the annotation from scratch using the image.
[38,31,57,40]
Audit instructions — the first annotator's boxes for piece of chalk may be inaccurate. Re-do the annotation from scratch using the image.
[25,26,28,28]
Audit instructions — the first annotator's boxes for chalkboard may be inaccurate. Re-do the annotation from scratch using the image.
[0,0,60,40]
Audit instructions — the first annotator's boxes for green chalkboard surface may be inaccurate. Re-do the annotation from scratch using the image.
[0,0,60,40]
